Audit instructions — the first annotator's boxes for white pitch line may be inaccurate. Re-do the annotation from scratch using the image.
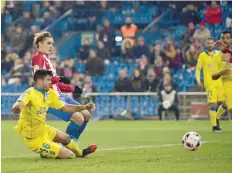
[1,142,209,159]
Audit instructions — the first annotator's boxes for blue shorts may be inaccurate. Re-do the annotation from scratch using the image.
[48,95,81,122]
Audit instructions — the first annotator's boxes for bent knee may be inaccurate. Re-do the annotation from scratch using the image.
[80,110,91,121]
[70,112,84,125]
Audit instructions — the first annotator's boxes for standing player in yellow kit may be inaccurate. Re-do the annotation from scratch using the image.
[196,37,226,132]
[212,31,232,120]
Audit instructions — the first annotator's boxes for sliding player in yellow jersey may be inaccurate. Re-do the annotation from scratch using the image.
[196,37,226,132]
[11,70,97,159]
[212,31,232,123]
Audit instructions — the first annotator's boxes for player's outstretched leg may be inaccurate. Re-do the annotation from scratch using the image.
[66,110,91,141]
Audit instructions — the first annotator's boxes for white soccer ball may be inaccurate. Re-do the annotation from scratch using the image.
[182,132,201,151]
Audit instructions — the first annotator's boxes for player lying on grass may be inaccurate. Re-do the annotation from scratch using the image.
[11,70,97,159]
[32,31,90,141]
[196,37,226,132]
[212,31,232,119]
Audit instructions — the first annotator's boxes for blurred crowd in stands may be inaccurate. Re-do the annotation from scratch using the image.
[1,1,232,95]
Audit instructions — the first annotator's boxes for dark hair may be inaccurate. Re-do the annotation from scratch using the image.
[33,70,52,82]
[34,31,53,48]
[222,30,231,35]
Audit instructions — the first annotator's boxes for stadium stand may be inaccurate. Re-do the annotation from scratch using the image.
[1,1,232,117]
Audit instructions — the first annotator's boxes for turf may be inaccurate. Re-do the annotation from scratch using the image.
[2,120,232,173]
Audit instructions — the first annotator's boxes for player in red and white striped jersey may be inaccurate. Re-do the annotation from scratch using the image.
[31,31,91,141]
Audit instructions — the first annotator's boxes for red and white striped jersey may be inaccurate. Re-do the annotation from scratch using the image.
[31,51,75,95]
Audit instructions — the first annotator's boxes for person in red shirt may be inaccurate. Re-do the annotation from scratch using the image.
[31,31,91,141]
[204,1,222,25]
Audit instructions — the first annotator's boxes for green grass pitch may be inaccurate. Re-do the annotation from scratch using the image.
[2,120,232,173]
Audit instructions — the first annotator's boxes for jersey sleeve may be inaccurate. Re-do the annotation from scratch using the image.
[31,55,45,73]
[17,89,31,106]
[57,82,75,93]
[212,53,220,74]
[195,54,203,82]
[49,90,65,109]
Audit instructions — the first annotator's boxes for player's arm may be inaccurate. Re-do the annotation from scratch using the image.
[49,90,93,112]
[59,103,95,113]
[212,69,230,80]
[195,54,203,86]
[57,82,83,94]
[11,90,31,114]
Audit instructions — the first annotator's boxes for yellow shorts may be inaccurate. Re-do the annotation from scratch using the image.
[24,124,60,159]
[224,86,232,110]
[206,86,225,103]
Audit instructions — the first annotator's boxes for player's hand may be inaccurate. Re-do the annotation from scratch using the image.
[219,69,230,76]
[215,40,226,51]
[59,76,71,84]
[222,53,232,62]
[85,103,96,111]
[11,103,21,115]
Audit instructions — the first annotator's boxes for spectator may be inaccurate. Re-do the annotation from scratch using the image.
[185,45,199,68]
[114,69,133,92]
[133,36,149,59]
[78,39,92,63]
[157,72,179,92]
[149,43,166,64]
[60,58,75,79]
[120,17,138,47]
[180,4,201,25]
[9,25,27,54]
[137,55,149,76]
[204,1,222,25]
[2,53,19,73]
[8,59,25,85]
[193,21,211,46]
[39,1,50,18]
[41,11,54,30]
[78,75,97,104]
[181,22,195,55]
[121,38,134,60]
[86,49,104,76]
[164,38,181,71]
[154,56,165,79]
[21,25,40,56]
[158,84,179,120]
[71,72,84,87]
[144,68,160,92]
[131,69,145,92]
[99,19,116,55]
[96,41,110,61]
[83,75,97,94]
[2,9,13,28]
[20,11,33,30]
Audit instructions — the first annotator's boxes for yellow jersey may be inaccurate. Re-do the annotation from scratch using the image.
[212,51,232,86]
[14,87,64,139]
[196,50,222,88]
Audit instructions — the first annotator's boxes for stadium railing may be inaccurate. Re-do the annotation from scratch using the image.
[1,92,208,120]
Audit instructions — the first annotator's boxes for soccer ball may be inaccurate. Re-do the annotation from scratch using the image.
[182,132,201,151]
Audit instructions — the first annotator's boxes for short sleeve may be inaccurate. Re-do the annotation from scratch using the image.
[49,90,65,109]
[17,89,31,106]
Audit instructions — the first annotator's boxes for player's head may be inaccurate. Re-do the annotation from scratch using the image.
[34,31,54,55]
[206,37,214,51]
[221,30,231,46]
[33,70,52,91]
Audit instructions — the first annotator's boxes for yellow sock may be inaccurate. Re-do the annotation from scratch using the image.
[64,139,83,157]
[216,104,226,120]
[209,110,217,126]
